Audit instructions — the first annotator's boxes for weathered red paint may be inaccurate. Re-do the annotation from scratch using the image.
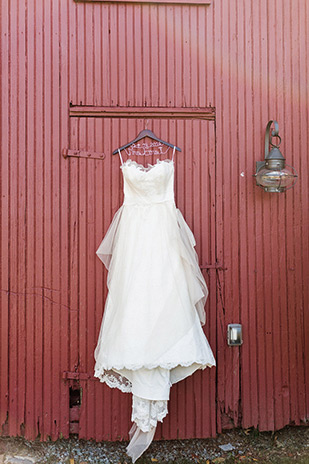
[0,0,308,443]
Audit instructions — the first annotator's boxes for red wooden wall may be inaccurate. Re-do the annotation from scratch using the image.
[0,0,308,441]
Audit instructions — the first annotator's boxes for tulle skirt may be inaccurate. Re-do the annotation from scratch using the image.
[94,200,216,461]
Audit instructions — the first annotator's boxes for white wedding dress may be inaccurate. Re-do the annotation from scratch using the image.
[94,154,216,462]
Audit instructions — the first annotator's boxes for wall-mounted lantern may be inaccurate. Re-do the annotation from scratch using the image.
[254,120,298,192]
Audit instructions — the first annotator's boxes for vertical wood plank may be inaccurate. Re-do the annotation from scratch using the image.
[0,0,10,435]
[59,0,70,439]
[9,1,20,436]
[25,0,36,439]
[32,0,45,439]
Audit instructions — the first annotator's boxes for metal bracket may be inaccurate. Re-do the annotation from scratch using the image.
[63,371,93,381]
[201,263,227,271]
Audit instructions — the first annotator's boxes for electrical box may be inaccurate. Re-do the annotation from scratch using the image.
[227,323,243,346]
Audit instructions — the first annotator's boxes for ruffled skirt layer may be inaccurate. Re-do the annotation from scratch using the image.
[94,201,216,461]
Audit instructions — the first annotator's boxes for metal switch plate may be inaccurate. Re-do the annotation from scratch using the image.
[227,323,243,346]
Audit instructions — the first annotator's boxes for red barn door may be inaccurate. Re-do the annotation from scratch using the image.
[63,111,218,440]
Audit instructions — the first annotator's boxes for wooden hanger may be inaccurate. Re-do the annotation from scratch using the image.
[112,129,181,154]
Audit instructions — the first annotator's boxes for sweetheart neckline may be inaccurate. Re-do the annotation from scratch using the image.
[120,158,174,173]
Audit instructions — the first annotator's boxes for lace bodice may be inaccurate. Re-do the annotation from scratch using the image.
[121,159,175,206]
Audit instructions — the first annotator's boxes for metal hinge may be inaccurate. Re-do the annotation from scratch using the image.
[62,148,106,160]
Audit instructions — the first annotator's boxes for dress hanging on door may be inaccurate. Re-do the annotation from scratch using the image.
[94,151,216,462]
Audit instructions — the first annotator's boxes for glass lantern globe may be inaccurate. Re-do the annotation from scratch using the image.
[255,163,297,192]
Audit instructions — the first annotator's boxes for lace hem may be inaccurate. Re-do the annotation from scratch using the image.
[132,395,168,433]
[95,358,213,373]
[94,368,132,393]
[94,359,215,394]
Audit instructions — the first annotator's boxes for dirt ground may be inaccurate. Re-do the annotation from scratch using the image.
[0,425,308,464]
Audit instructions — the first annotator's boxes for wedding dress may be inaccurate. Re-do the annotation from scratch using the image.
[94,150,216,462]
